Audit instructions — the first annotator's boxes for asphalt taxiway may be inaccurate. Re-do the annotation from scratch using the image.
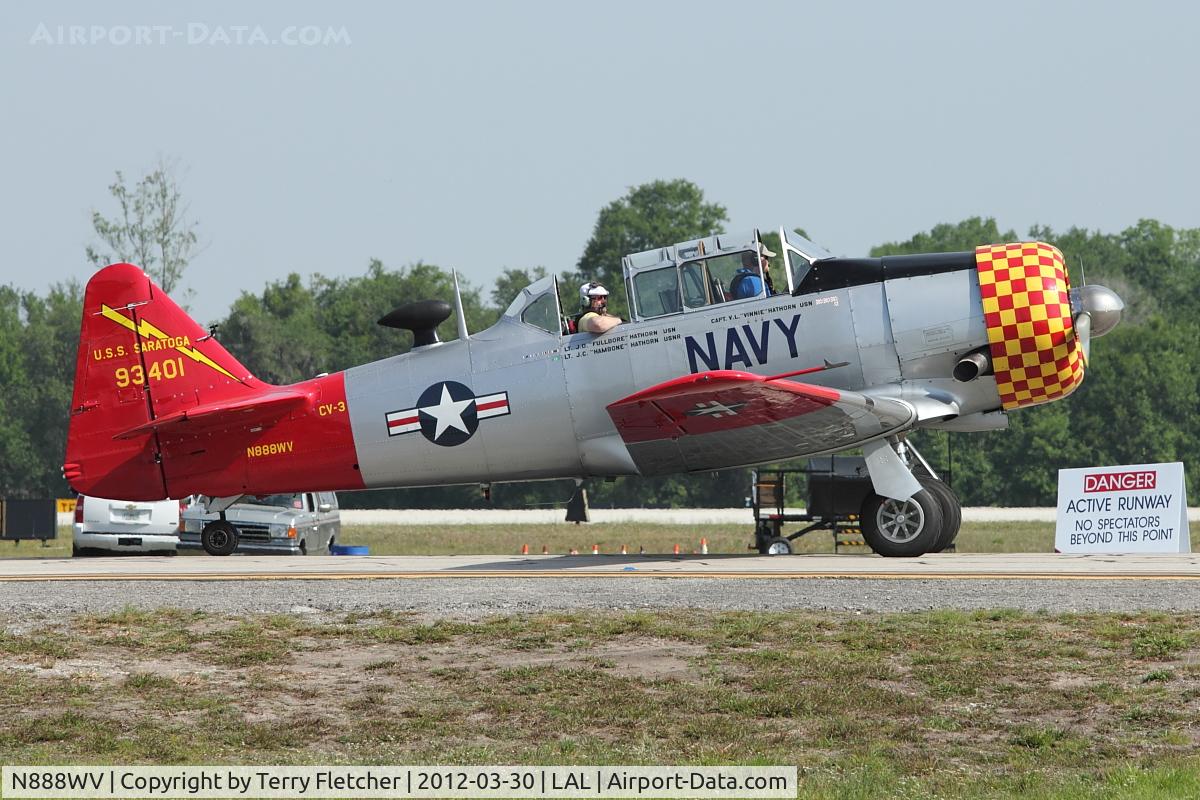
[3,552,1200,582]
[4,553,1199,616]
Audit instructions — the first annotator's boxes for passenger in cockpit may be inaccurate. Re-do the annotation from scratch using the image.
[731,246,778,299]
[731,252,764,299]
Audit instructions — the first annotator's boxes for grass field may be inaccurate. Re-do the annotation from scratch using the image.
[0,608,1198,798]
[6,524,1200,797]
[332,520,1062,556]
[8,520,1066,559]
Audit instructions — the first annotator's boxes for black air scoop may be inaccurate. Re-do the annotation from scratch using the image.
[378,300,452,347]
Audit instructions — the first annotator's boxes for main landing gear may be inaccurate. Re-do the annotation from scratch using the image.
[858,439,962,557]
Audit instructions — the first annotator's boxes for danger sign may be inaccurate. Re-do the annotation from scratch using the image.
[1056,462,1190,554]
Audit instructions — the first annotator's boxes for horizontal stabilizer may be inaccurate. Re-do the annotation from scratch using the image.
[114,389,309,440]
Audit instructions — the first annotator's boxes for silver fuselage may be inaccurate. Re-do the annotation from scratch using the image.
[343,265,997,488]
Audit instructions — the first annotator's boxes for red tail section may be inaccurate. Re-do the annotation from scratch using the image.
[65,263,364,500]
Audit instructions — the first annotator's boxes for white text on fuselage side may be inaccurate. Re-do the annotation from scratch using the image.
[684,313,802,373]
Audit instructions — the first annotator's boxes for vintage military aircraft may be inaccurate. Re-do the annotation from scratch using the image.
[64,229,1123,556]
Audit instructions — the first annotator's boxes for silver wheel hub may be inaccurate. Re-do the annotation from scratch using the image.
[876,499,925,544]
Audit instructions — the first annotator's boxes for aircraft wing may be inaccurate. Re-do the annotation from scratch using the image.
[606,370,915,474]
[113,389,309,440]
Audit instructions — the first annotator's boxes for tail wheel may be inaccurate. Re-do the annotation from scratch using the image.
[201,521,239,556]
[917,477,962,553]
[860,488,944,557]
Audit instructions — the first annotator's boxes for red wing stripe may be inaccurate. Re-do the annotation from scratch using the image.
[606,370,843,444]
[475,399,508,412]
[387,415,419,428]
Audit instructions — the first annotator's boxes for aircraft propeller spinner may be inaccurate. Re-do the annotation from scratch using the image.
[1070,284,1124,364]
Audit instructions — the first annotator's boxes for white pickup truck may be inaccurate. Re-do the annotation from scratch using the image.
[72,495,185,556]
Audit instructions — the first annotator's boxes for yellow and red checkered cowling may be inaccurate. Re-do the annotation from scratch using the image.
[976,242,1084,410]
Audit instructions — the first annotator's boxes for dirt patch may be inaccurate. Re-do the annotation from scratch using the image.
[1,653,216,680]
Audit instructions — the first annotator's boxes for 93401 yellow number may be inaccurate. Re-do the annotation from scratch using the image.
[115,357,185,388]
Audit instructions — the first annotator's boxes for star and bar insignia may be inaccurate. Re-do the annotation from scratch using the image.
[385,381,510,447]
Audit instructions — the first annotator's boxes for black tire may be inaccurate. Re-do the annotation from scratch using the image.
[918,477,962,553]
[201,521,239,556]
[860,488,944,557]
[762,536,793,555]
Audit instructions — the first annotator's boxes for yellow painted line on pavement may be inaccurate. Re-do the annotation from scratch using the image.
[0,571,1198,582]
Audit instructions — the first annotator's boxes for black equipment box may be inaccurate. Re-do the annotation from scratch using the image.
[805,456,872,516]
[0,499,56,541]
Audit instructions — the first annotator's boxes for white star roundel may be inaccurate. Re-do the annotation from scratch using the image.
[385,381,510,446]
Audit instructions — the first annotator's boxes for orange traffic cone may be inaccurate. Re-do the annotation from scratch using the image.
[521,543,529,555]
[673,543,680,555]
[700,537,708,555]
[541,545,549,555]
[620,544,628,554]
[592,543,599,555]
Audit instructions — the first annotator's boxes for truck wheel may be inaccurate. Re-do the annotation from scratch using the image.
[917,477,962,552]
[201,521,239,556]
[860,488,944,557]
[762,536,793,555]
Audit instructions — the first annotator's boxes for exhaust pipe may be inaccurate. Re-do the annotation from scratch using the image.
[953,347,993,382]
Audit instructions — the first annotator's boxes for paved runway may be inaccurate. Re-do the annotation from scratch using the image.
[4,552,1200,582]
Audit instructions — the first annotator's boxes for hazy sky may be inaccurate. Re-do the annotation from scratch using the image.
[2,1,1196,324]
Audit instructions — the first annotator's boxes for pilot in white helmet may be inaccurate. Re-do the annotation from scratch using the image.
[575,281,622,334]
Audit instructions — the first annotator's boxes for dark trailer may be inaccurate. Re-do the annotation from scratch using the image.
[751,455,960,555]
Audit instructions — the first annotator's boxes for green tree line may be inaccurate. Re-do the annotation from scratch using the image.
[1,179,1196,507]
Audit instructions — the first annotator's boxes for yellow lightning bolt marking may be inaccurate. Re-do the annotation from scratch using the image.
[100,304,240,382]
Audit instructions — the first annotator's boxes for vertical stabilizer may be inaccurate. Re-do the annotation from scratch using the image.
[63,263,256,500]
